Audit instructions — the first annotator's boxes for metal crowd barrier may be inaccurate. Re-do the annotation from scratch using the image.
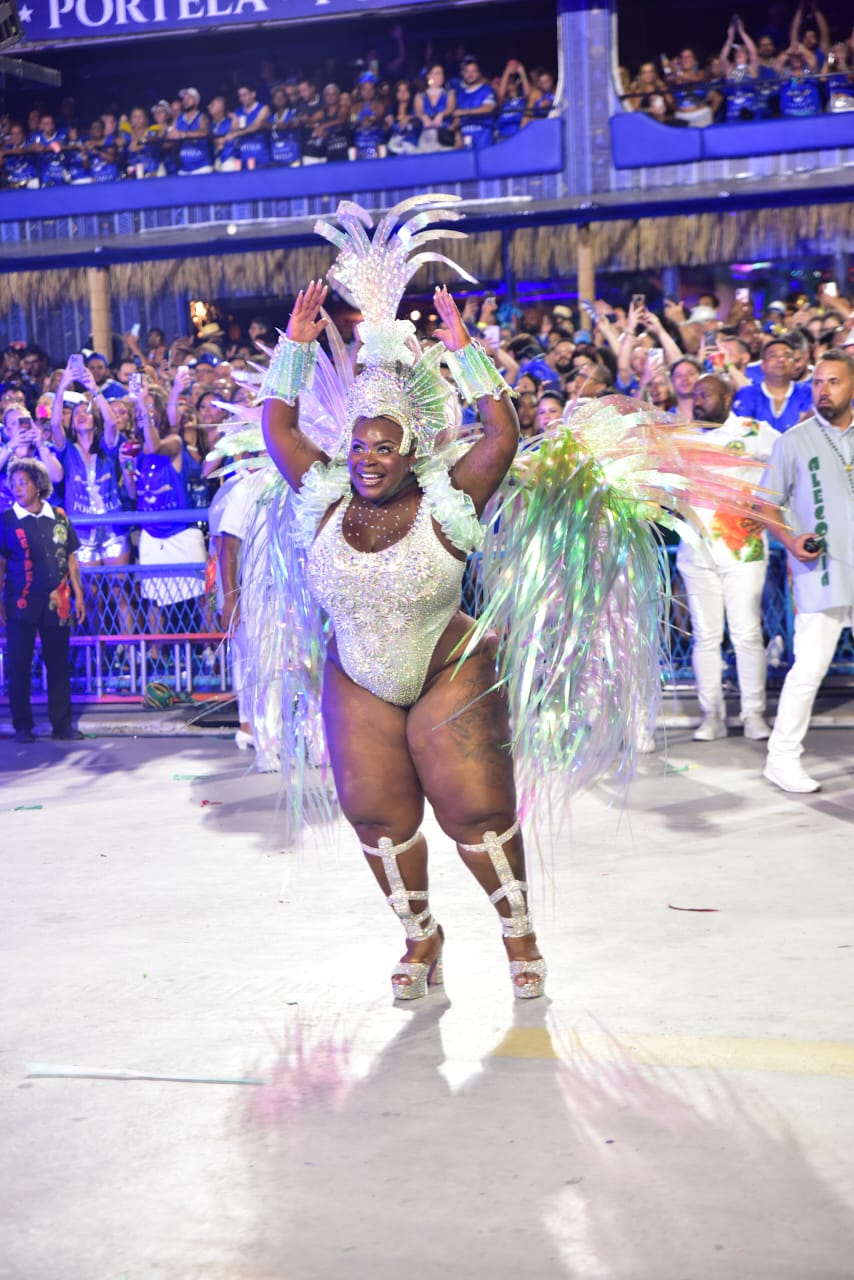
[1,516,853,705]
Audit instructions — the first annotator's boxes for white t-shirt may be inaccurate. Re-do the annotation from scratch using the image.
[676,412,778,569]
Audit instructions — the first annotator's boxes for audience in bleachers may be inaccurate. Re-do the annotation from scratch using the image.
[0,52,558,190]
[623,5,853,125]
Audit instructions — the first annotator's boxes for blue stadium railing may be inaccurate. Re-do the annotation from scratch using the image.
[0,510,852,705]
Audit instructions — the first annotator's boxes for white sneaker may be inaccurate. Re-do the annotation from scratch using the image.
[635,729,657,754]
[742,715,771,741]
[693,716,727,742]
[763,756,820,793]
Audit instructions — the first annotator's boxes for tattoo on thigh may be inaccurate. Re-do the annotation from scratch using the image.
[445,663,512,786]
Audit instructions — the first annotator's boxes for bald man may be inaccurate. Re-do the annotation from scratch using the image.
[676,374,779,741]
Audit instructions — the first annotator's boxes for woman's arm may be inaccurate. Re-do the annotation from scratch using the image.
[166,366,191,430]
[51,366,74,449]
[37,436,63,484]
[434,287,518,516]
[738,20,760,76]
[617,299,642,385]
[642,308,682,366]
[79,365,117,447]
[262,281,331,491]
[719,23,736,73]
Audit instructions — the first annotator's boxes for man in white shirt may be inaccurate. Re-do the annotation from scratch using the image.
[761,350,854,792]
[677,374,779,741]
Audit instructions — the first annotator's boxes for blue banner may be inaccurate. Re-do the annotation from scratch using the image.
[18,0,461,47]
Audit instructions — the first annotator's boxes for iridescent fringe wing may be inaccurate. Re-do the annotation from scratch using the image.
[238,469,337,840]
[460,397,776,814]
[216,329,354,837]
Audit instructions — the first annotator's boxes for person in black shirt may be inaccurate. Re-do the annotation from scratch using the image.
[0,458,86,742]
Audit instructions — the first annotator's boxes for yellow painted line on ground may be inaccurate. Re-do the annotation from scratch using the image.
[490,1027,854,1077]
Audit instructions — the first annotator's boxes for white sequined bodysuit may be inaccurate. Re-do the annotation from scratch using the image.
[306,492,465,706]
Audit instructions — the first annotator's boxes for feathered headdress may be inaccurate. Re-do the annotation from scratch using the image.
[314,194,477,456]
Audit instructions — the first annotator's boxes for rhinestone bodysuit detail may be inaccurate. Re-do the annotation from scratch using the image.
[306,492,465,706]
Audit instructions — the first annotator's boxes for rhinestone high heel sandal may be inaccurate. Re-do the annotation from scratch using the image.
[361,831,444,1001]
[459,820,546,999]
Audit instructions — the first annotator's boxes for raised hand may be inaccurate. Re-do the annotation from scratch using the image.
[433,285,471,352]
[286,280,329,344]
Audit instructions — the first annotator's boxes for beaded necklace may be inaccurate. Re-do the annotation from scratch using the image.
[343,474,420,551]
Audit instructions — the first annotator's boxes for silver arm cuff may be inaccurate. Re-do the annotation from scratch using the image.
[256,332,318,406]
[443,341,514,405]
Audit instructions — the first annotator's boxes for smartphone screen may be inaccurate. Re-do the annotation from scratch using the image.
[735,287,750,304]
[823,282,838,297]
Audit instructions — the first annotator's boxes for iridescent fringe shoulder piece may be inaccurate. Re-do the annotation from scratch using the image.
[458,396,779,815]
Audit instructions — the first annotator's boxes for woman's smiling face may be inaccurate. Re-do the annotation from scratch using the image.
[348,417,414,501]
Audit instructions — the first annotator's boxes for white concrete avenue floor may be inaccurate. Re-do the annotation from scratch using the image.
[1,719,853,1280]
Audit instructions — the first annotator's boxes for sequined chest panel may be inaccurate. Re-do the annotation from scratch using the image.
[306,495,465,706]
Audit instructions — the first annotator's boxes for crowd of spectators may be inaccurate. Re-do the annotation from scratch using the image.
[621,5,854,125]
[0,53,557,191]
[1,268,852,758]
[2,275,851,550]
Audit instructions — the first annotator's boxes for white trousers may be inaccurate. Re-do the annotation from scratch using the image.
[678,555,768,719]
[768,605,854,760]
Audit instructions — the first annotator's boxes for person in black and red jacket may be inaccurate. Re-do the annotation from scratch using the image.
[0,458,86,742]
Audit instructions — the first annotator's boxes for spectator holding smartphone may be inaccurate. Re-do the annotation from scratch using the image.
[1,404,63,512]
[495,61,531,139]
[50,357,130,570]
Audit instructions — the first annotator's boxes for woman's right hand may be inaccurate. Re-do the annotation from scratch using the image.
[286,280,329,344]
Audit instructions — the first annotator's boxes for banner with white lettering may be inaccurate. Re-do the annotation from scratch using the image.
[18,0,462,47]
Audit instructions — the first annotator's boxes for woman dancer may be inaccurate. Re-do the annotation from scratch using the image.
[246,195,768,1005]
[260,274,545,1002]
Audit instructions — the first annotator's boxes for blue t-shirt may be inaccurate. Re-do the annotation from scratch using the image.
[529,91,554,118]
[89,150,122,183]
[57,441,122,523]
[780,75,821,116]
[388,114,421,147]
[270,109,301,165]
[29,129,69,187]
[496,94,527,139]
[3,145,39,185]
[825,72,854,109]
[422,89,450,121]
[235,103,270,164]
[136,447,192,538]
[725,74,761,120]
[211,117,236,164]
[456,82,496,148]
[174,111,212,172]
[353,106,386,158]
[732,379,813,432]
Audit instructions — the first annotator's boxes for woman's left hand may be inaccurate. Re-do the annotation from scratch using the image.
[433,285,471,352]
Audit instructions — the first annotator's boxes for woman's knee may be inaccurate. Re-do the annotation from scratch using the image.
[351,815,424,850]
[437,809,518,847]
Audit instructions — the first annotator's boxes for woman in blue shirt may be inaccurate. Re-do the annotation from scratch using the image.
[414,64,456,151]
[386,80,421,154]
[495,61,531,139]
